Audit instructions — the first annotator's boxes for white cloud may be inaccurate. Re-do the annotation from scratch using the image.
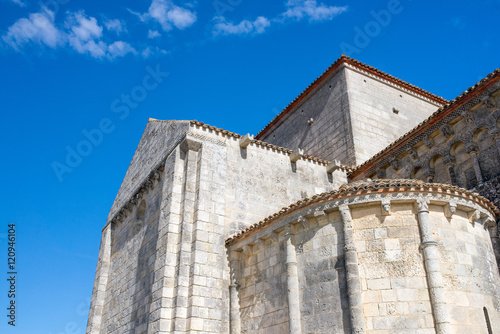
[141,45,168,58]
[282,0,347,22]
[108,41,136,59]
[2,8,62,50]
[213,16,270,36]
[148,29,161,39]
[8,0,25,7]
[2,9,138,60]
[133,0,197,31]
[212,0,346,37]
[105,18,127,35]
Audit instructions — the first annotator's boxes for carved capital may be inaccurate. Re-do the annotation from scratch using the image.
[339,205,352,225]
[442,154,455,165]
[465,142,479,154]
[416,198,430,213]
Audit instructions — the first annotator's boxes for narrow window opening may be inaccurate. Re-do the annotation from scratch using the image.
[484,307,493,334]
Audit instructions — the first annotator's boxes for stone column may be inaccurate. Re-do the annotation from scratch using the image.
[416,199,451,334]
[285,224,302,334]
[86,223,112,334]
[489,130,500,159]
[339,205,365,334]
[229,250,241,334]
[466,144,483,184]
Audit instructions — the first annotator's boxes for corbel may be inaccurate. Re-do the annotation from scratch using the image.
[381,199,391,216]
[289,149,304,163]
[239,134,254,148]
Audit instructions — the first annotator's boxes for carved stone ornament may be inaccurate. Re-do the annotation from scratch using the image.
[390,159,400,170]
[440,124,454,138]
[444,201,457,218]
[376,170,386,179]
[416,198,430,213]
[407,148,418,160]
[482,96,496,109]
[461,111,475,125]
[422,136,434,149]
[297,216,309,230]
[381,199,391,216]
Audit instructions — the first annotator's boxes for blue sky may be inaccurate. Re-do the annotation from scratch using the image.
[0,0,498,333]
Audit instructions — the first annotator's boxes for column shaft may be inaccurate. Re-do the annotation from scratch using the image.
[285,225,302,334]
[416,199,451,334]
[339,205,365,334]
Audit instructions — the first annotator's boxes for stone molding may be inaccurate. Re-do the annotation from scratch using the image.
[226,180,498,246]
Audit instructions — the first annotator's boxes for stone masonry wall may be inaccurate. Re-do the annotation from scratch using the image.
[351,202,433,333]
[87,120,348,334]
[344,66,442,164]
[108,120,189,221]
[259,66,355,165]
[259,64,441,166]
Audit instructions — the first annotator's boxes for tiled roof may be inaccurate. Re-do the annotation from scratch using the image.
[189,120,353,172]
[226,179,499,245]
[255,54,447,139]
[349,68,500,179]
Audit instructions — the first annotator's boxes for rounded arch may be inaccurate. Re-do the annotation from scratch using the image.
[428,154,450,184]
[472,126,489,144]
[410,166,425,181]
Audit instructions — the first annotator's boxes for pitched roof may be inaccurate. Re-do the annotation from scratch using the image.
[226,179,499,245]
[349,68,500,179]
[255,54,448,139]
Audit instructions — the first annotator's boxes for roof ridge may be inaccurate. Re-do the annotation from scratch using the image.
[349,68,500,178]
[255,54,447,139]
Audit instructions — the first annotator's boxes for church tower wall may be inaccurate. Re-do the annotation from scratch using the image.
[258,58,444,166]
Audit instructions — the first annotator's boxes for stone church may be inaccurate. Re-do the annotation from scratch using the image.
[86,55,500,334]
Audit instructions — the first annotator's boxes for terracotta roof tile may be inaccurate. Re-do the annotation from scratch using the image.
[226,179,499,245]
[189,120,352,171]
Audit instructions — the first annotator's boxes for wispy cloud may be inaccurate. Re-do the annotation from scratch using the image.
[104,18,127,35]
[2,9,137,60]
[130,0,197,31]
[282,0,347,22]
[141,45,168,58]
[7,0,25,7]
[213,16,270,36]
[147,29,161,39]
[212,0,347,37]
